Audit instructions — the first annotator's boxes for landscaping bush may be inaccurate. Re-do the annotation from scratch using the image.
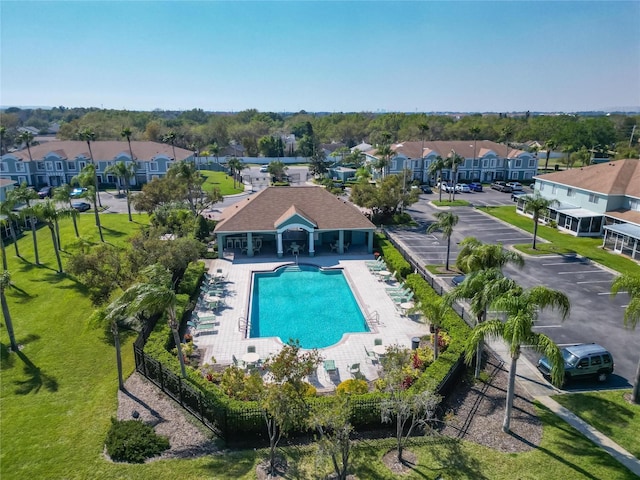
[105,418,169,463]
[336,378,369,395]
[374,233,411,278]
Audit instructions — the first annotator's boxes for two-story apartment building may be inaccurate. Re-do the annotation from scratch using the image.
[0,141,194,189]
[363,140,537,184]
[528,159,640,261]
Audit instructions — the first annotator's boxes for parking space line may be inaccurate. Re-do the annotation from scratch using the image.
[576,280,612,284]
[533,325,563,328]
[543,262,584,266]
[557,270,606,275]
[597,291,625,295]
[495,237,532,242]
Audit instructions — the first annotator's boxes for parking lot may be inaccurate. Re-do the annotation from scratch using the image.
[393,192,640,390]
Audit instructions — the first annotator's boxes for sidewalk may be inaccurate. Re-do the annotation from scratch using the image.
[488,337,640,478]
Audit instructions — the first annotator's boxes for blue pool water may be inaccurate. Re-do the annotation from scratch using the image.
[249,264,369,349]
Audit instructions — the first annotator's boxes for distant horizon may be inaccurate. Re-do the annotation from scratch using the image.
[1,2,638,113]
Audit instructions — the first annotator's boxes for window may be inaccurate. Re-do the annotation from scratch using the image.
[515,159,522,168]
[37,162,45,170]
[578,358,589,368]
[473,159,479,167]
[588,193,599,204]
[18,176,27,184]
[67,162,75,170]
[150,162,158,172]
[567,188,574,197]
[603,354,612,365]
[552,185,557,194]
[55,161,63,171]
[483,159,489,168]
[46,162,54,171]
[491,159,496,167]
[0,163,6,172]
[15,162,25,172]
[79,161,86,170]
[529,158,536,167]
[590,356,602,366]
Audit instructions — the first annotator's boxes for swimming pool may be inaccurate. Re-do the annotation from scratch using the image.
[249,264,369,349]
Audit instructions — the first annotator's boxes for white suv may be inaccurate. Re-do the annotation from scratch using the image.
[506,182,523,191]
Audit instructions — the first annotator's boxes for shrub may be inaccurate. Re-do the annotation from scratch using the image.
[105,418,169,463]
[336,379,369,395]
[374,233,411,278]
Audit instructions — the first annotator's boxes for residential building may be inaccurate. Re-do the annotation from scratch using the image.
[0,178,17,202]
[529,159,640,260]
[363,140,538,184]
[0,140,194,188]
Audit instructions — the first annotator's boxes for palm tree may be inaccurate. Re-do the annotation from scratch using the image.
[611,275,640,404]
[31,200,65,273]
[209,142,220,165]
[375,143,394,179]
[447,268,520,378]
[0,196,21,260]
[12,183,40,265]
[466,285,570,432]
[17,131,34,162]
[426,211,459,271]
[0,126,6,156]
[447,150,464,201]
[105,161,136,221]
[162,131,178,162]
[0,270,18,351]
[427,156,446,202]
[455,237,525,273]
[543,140,557,172]
[113,264,187,378]
[53,185,80,238]
[422,297,449,359]
[523,193,559,250]
[470,126,481,181]
[78,128,101,207]
[72,164,104,242]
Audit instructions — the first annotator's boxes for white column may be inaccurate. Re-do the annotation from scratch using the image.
[308,230,315,256]
[338,230,345,254]
[277,232,283,258]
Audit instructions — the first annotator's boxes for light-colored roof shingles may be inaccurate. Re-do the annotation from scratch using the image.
[6,141,193,162]
[214,186,376,234]
[535,159,640,197]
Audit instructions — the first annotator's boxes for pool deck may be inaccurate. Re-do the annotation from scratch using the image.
[193,253,429,392]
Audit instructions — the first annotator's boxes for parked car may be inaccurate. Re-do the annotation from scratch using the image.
[70,187,87,198]
[538,343,614,386]
[451,275,466,286]
[438,182,454,192]
[38,186,53,199]
[511,191,528,202]
[419,184,432,193]
[491,181,513,193]
[468,182,483,192]
[455,183,471,193]
[259,165,269,173]
[71,201,91,212]
[506,182,523,191]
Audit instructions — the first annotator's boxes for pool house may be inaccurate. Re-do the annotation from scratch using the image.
[213,186,377,258]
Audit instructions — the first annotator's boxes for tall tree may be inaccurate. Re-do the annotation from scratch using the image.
[78,128,102,207]
[611,275,640,404]
[12,184,40,265]
[0,270,18,351]
[54,184,80,238]
[0,196,22,260]
[543,139,557,172]
[447,150,464,201]
[31,200,67,273]
[162,131,178,162]
[466,286,570,432]
[421,297,450,360]
[72,164,104,242]
[426,211,459,271]
[17,130,34,161]
[0,125,6,156]
[427,156,446,202]
[470,126,481,181]
[523,193,559,250]
[105,161,136,221]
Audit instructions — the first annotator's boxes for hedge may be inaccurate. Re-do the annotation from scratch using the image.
[374,233,412,279]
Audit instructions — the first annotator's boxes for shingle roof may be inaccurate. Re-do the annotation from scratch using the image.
[6,141,193,162]
[390,140,523,159]
[214,186,376,234]
[535,159,640,197]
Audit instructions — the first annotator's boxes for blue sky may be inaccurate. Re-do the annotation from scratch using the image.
[1,1,639,113]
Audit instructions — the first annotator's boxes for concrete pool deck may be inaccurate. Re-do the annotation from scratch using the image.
[193,253,429,391]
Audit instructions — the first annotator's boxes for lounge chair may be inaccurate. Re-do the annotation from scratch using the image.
[193,323,218,336]
[388,287,411,299]
[368,261,387,272]
[365,256,384,267]
[349,363,360,377]
[364,346,378,363]
[392,291,414,304]
[385,283,406,292]
[232,355,245,369]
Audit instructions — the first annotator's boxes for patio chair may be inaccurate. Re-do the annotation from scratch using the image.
[385,283,406,292]
[388,287,411,299]
[392,291,414,304]
[329,242,338,252]
[232,355,245,369]
[344,242,350,252]
[364,346,378,364]
[349,363,360,377]
[365,256,384,267]
[194,323,218,336]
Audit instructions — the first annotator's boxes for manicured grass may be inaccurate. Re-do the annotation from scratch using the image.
[514,243,577,256]
[2,213,637,479]
[479,206,640,276]
[552,390,640,459]
[200,170,244,196]
[433,200,471,207]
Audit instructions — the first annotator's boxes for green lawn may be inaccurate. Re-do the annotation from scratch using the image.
[479,206,640,276]
[552,390,640,459]
[2,213,638,479]
[200,170,244,196]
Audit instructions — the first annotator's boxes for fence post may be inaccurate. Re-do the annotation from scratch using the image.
[159,363,165,392]
[178,377,184,406]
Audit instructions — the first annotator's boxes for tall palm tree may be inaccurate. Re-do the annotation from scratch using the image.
[209,142,220,165]
[470,126,481,181]
[12,183,40,265]
[0,125,6,156]
[447,150,464,201]
[375,143,394,179]
[162,131,178,162]
[466,285,570,432]
[543,140,557,172]
[53,185,80,238]
[1,270,18,351]
[31,200,65,273]
[72,164,104,242]
[78,128,101,207]
[105,161,135,221]
[611,275,640,404]
[114,263,187,378]
[455,237,525,273]
[427,156,446,202]
[426,211,459,271]
[421,297,449,359]
[17,131,34,162]
[0,196,21,260]
[523,193,559,249]
[447,268,520,378]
